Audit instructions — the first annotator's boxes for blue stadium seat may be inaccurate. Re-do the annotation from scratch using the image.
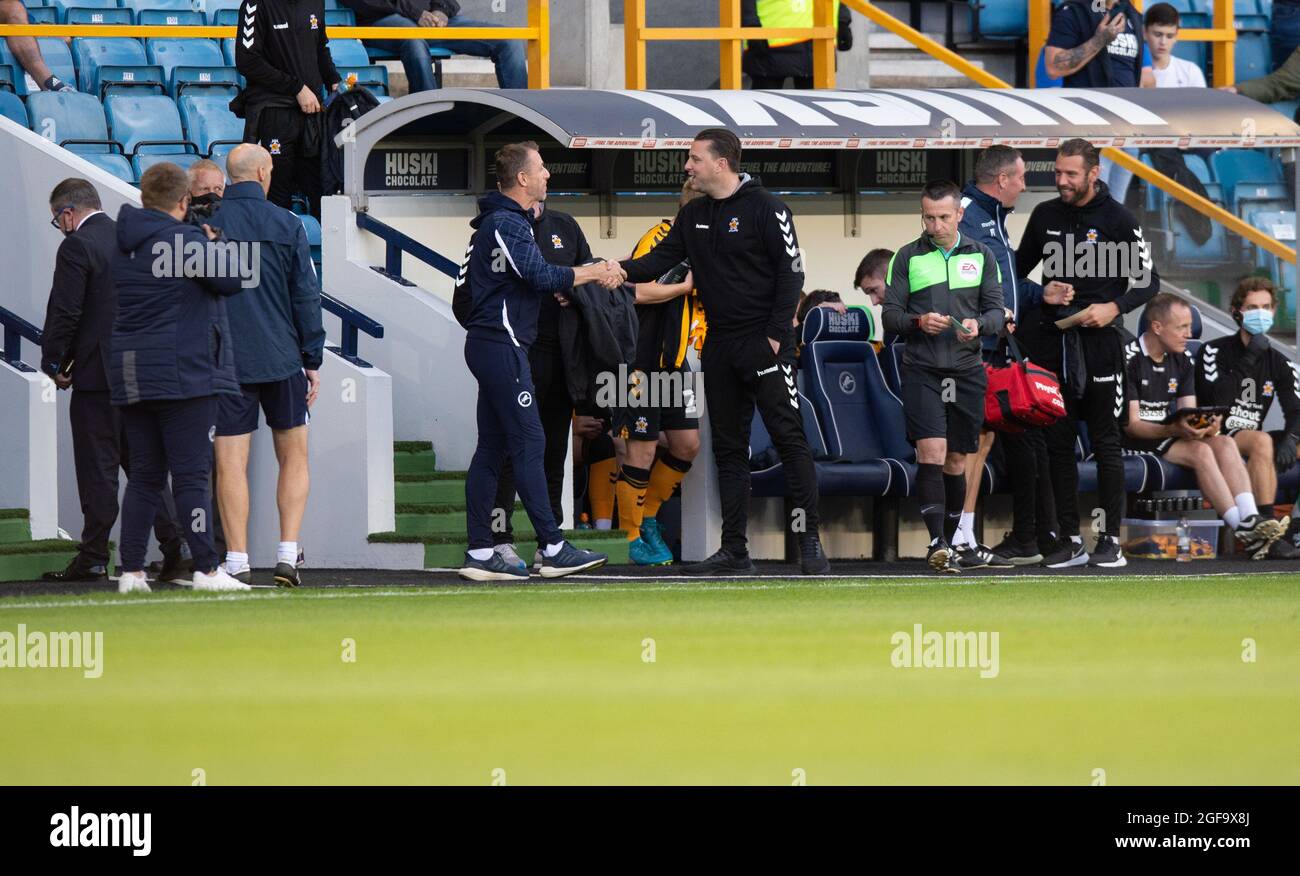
[0,64,16,95]
[212,8,238,27]
[80,152,136,184]
[66,6,132,25]
[178,93,242,158]
[104,93,196,155]
[205,0,243,25]
[324,0,341,9]
[146,38,225,89]
[132,152,203,179]
[337,65,388,95]
[27,91,121,153]
[327,39,372,69]
[1270,99,1300,123]
[1246,210,1297,324]
[138,9,205,27]
[71,37,148,96]
[221,38,236,66]
[324,9,355,27]
[1234,0,1269,31]
[0,38,75,95]
[1210,149,1284,209]
[25,6,58,25]
[53,0,118,24]
[1169,181,1232,265]
[172,65,240,97]
[0,91,27,126]
[969,1,1027,38]
[124,0,197,17]
[1236,32,1272,82]
[799,307,912,497]
[749,381,837,498]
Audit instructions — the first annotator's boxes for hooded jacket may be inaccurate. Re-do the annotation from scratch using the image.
[109,205,245,406]
[958,182,1044,352]
[460,191,576,349]
[1015,180,1159,323]
[206,180,326,384]
[619,174,803,344]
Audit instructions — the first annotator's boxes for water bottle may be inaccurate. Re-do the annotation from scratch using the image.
[1175,511,1192,563]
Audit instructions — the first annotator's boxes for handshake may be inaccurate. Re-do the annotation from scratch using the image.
[574,259,628,290]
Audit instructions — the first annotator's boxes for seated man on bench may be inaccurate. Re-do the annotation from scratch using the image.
[1122,293,1286,559]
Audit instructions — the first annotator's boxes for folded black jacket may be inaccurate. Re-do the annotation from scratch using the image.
[558,281,638,407]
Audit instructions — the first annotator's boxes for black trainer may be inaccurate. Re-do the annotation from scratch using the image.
[538,542,608,578]
[42,555,108,583]
[1266,537,1299,560]
[1087,535,1127,568]
[990,533,1044,566]
[799,534,830,575]
[459,551,529,582]
[272,562,302,588]
[926,541,960,574]
[156,550,193,585]
[680,548,756,576]
[1042,537,1089,568]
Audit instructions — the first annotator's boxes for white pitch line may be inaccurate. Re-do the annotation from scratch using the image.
[0,569,1290,612]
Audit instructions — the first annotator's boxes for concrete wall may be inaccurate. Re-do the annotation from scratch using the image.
[0,363,59,538]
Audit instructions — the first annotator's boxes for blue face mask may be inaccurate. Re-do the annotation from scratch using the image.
[1242,310,1274,336]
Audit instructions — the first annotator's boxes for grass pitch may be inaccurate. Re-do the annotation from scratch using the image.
[1,572,1296,785]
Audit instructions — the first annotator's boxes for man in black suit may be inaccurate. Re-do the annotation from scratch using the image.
[41,178,189,583]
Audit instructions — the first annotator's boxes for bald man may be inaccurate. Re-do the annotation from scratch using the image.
[206,144,325,588]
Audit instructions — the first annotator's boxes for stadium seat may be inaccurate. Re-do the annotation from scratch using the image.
[25,6,58,25]
[172,65,240,97]
[221,38,237,66]
[0,64,16,95]
[1168,181,1233,266]
[79,152,136,184]
[969,1,1027,39]
[1236,32,1272,82]
[71,37,148,96]
[337,65,389,95]
[0,90,27,126]
[1210,149,1284,209]
[324,9,355,27]
[146,38,226,89]
[65,6,132,25]
[0,38,75,96]
[212,8,239,27]
[205,0,243,25]
[749,382,839,498]
[1234,0,1269,31]
[327,39,372,69]
[53,0,118,24]
[1269,99,1300,124]
[105,93,196,155]
[1246,210,1298,325]
[132,152,202,179]
[27,91,120,153]
[178,93,243,158]
[124,0,197,17]
[138,9,206,27]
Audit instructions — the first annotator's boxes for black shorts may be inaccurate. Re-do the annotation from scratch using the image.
[216,371,310,436]
[901,366,986,454]
[613,366,699,442]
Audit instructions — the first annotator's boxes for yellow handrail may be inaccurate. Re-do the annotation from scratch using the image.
[841,0,1293,265]
[624,0,837,90]
[0,0,551,89]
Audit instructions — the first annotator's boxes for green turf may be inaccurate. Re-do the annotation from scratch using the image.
[0,573,1296,785]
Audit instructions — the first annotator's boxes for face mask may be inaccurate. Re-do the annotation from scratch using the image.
[1242,310,1274,336]
[188,192,222,221]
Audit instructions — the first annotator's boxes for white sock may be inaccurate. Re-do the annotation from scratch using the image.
[1070,535,1083,545]
[225,551,249,572]
[1224,507,1242,530]
[1235,493,1259,521]
[544,541,564,557]
[959,511,976,547]
[468,547,493,561]
[594,518,612,530]
[277,541,298,565]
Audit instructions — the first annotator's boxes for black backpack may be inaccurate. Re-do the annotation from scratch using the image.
[322,85,382,196]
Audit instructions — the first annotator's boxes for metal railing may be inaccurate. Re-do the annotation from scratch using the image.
[623,0,838,90]
[0,0,552,88]
[355,212,459,282]
[321,292,383,365]
[0,305,42,371]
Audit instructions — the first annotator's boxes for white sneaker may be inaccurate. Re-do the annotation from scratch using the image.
[118,571,151,594]
[192,567,252,592]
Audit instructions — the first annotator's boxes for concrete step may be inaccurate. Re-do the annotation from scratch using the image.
[393,441,437,475]
[0,538,79,583]
[394,474,467,506]
[0,510,32,546]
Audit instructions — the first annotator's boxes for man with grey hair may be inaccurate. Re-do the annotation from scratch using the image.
[187,159,226,223]
[207,144,325,588]
[40,178,189,584]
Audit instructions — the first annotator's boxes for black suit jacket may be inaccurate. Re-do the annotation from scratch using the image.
[41,212,117,391]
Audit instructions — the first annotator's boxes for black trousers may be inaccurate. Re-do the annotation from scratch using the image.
[69,390,182,567]
[703,332,819,555]
[1032,325,1127,538]
[119,396,220,573]
[998,426,1058,546]
[254,107,322,218]
[492,341,571,544]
